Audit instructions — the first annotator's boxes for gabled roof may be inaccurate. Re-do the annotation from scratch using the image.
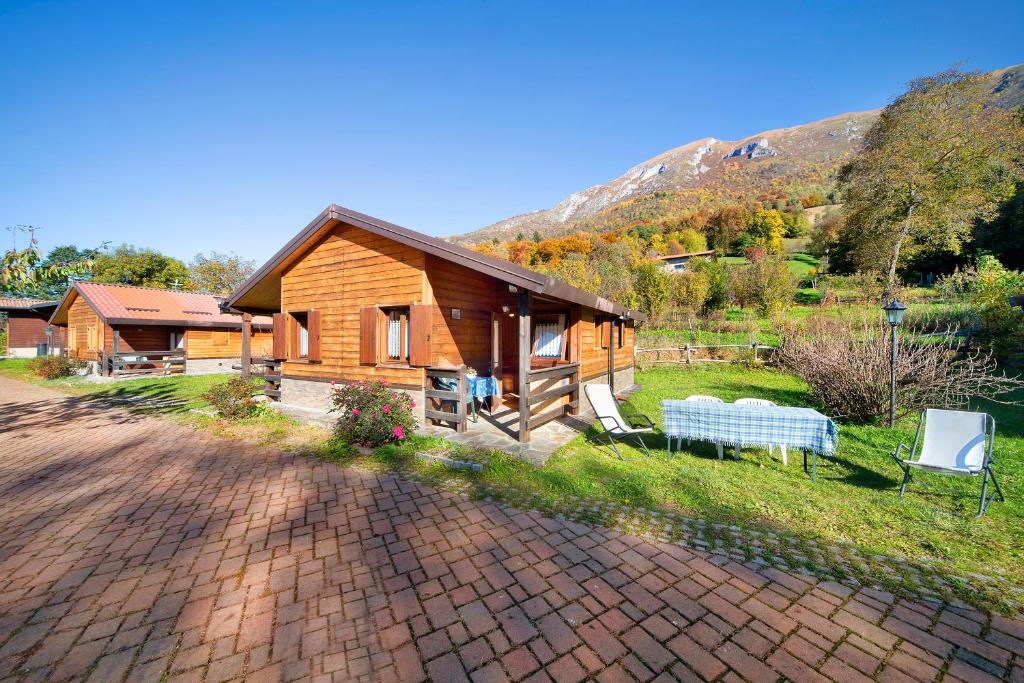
[49,282,272,328]
[0,298,57,313]
[226,204,646,321]
[654,250,716,260]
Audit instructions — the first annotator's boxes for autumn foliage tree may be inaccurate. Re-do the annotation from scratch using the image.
[839,67,1024,296]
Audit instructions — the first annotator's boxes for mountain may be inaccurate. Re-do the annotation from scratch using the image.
[455,64,1024,244]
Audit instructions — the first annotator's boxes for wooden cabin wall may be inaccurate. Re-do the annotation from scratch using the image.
[5,313,48,351]
[425,255,496,373]
[280,223,425,387]
[186,328,275,359]
[66,295,102,361]
[579,309,635,382]
[105,325,179,355]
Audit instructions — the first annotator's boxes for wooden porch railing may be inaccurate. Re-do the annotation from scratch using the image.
[425,366,469,433]
[520,361,579,440]
[262,358,282,400]
[104,350,185,376]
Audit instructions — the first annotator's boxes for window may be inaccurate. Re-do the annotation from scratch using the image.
[68,327,78,352]
[291,312,309,358]
[595,316,609,350]
[532,314,567,361]
[382,307,410,363]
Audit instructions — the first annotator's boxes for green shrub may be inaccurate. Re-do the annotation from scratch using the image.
[203,376,264,420]
[28,355,83,379]
[330,379,417,447]
[688,257,728,312]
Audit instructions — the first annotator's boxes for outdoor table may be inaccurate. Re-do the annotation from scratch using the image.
[467,375,501,418]
[661,400,840,481]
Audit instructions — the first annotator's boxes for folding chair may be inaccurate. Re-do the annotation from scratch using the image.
[735,398,787,465]
[891,409,1004,517]
[584,384,654,459]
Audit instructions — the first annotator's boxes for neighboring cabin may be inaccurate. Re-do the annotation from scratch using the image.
[48,282,272,376]
[0,298,64,357]
[655,250,716,272]
[226,204,644,443]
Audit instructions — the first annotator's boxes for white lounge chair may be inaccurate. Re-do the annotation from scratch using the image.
[584,384,654,459]
[735,398,788,465]
[683,395,733,459]
[891,409,1003,517]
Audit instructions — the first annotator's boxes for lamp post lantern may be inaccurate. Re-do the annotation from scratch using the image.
[882,300,907,427]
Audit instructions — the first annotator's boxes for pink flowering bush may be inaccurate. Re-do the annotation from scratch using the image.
[329,379,417,447]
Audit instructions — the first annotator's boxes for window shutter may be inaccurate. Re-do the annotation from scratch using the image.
[359,306,378,365]
[307,310,322,362]
[600,317,611,349]
[272,313,286,360]
[409,304,432,366]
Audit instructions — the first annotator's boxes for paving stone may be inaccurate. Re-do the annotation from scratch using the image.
[0,376,1021,683]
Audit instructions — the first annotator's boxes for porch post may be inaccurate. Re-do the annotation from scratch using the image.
[111,327,120,376]
[241,313,252,379]
[517,290,530,443]
[607,318,615,391]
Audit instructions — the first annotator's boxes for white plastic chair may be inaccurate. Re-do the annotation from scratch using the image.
[584,384,654,459]
[683,395,731,459]
[891,409,1003,517]
[735,398,788,465]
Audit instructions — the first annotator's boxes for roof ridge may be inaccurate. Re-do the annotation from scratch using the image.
[79,281,223,297]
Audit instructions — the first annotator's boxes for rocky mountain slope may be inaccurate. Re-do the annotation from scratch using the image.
[456,64,1024,244]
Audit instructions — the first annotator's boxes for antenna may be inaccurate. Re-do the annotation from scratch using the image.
[172,278,181,290]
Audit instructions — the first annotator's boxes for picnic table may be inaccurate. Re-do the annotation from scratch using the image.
[661,400,840,481]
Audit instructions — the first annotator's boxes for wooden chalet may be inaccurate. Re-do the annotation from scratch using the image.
[0,298,64,357]
[48,282,273,376]
[226,204,644,443]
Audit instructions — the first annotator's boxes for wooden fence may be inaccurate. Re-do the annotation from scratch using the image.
[104,350,185,376]
[638,342,778,365]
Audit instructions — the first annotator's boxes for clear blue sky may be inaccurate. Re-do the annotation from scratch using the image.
[1,1,1021,265]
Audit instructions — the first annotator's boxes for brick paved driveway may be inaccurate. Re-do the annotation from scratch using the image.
[1,377,1022,682]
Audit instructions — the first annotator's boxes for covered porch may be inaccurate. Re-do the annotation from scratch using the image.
[419,285,629,447]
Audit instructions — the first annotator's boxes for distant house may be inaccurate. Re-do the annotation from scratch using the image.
[226,204,644,443]
[48,282,273,376]
[0,298,64,357]
[655,250,716,272]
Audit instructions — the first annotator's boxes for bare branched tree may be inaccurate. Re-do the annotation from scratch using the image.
[776,315,1023,423]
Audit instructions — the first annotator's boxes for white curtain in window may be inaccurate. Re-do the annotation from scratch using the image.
[299,325,309,357]
[535,322,562,358]
[388,311,402,359]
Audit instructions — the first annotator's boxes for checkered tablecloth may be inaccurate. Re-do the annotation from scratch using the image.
[661,400,839,455]
[467,375,500,399]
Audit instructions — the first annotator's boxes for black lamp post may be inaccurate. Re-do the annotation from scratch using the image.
[882,300,907,427]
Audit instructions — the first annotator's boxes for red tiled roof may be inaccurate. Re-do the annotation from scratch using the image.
[0,298,54,309]
[51,283,271,327]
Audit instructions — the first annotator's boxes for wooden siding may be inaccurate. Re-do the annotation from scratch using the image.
[5,313,48,351]
[425,255,496,373]
[275,221,636,393]
[66,294,103,361]
[185,328,274,359]
[104,325,180,355]
[579,309,634,382]
[280,223,426,385]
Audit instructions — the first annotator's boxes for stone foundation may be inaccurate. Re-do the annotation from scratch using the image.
[279,377,426,424]
[5,347,42,358]
[185,357,241,376]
